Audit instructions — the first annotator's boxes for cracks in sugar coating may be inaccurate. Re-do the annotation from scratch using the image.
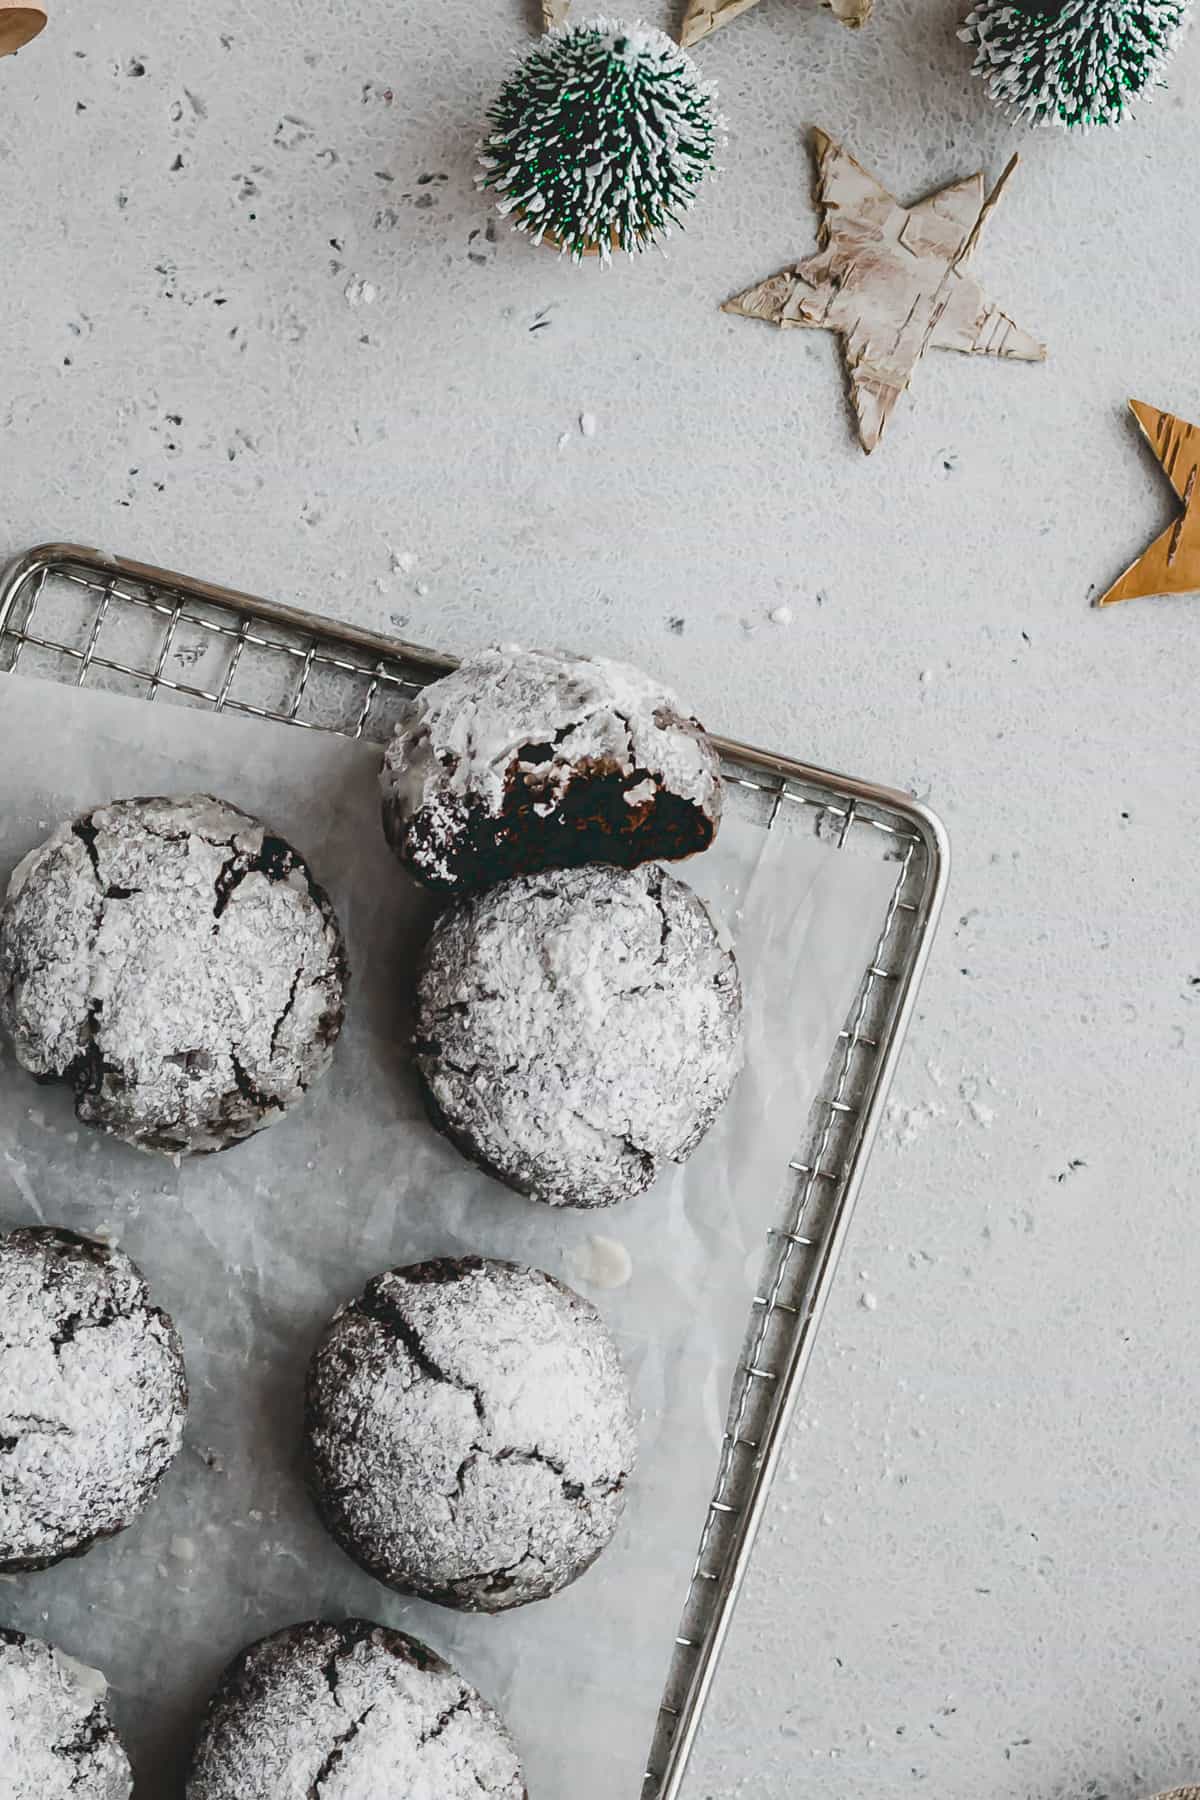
[0,1627,132,1798]
[0,1226,187,1573]
[0,795,348,1155]
[70,818,102,879]
[304,1258,637,1612]
[356,1273,488,1425]
[414,861,743,1208]
[306,1700,379,1795]
[186,1620,526,1799]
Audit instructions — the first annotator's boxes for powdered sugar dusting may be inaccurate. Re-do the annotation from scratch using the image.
[0,1628,132,1798]
[187,1619,525,1798]
[0,795,347,1155]
[379,645,722,891]
[415,864,743,1207]
[568,1234,634,1290]
[306,1259,636,1610]
[0,1227,187,1569]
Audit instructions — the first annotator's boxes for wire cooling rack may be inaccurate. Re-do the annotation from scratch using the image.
[0,542,948,1799]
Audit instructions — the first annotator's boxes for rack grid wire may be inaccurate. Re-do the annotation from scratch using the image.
[0,543,948,1800]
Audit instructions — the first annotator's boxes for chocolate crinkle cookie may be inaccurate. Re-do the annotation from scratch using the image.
[305,1258,637,1611]
[0,1627,132,1799]
[0,1226,187,1571]
[415,863,743,1207]
[185,1618,526,1799]
[380,645,723,891]
[0,794,348,1155]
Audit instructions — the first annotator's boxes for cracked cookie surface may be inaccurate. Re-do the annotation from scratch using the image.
[380,645,723,891]
[0,794,348,1155]
[0,1627,132,1799]
[304,1258,637,1611]
[415,863,743,1207]
[185,1618,526,1798]
[0,1226,187,1571]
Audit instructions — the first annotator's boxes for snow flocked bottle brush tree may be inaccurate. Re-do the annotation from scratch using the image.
[960,0,1191,128]
[477,18,724,262]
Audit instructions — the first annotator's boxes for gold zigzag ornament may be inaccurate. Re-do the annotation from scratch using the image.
[723,129,1046,454]
[0,0,46,55]
[1096,402,1200,607]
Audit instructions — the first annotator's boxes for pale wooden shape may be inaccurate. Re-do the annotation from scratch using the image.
[1096,401,1200,607]
[0,0,46,55]
[679,0,870,49]
[825,0,873,26]
[1146,1791,1200,1798]
[680,0,759,48]
[722,127,1046,453]
[541,0,569,29]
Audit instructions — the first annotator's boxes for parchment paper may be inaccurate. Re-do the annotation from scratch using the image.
[0,672,897,1798]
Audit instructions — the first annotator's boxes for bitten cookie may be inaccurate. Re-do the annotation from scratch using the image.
[380,645,723,891]
[0,1627,132,1799]
[305,1258,637,1611]
[0,1226,187,1571]
[185,1619,526,1799]
[415,863,743,1207]
[0,794,348,1155]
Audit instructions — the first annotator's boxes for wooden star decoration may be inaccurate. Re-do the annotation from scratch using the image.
[1096,402,1200,607]
[723,129,1047,454]
[680,0,870,48]
[0,0,46,55]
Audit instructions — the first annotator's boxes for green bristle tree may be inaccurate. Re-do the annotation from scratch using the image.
[960,0,1190,129]
[478,18,723,262]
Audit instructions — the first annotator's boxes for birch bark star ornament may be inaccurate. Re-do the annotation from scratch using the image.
[960,0,1188,128]
[680,0,871,47]
[723,128,1047,454]
[1096,402,1200,607]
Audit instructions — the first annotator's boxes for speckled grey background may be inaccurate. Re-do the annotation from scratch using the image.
[3,0,1200,1794]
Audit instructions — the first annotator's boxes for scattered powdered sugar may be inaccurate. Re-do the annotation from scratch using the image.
[0,1627,132,1798]
[186,1619,525,1798]
[0,1227,187,1570]
[379,645,723,891]
[305,1258,637,1611]
[415,864,743,1207]
[344,276,377,306]
[567,1234,633,1290]
[883,1097,944,1150]
[0,795,347,1155]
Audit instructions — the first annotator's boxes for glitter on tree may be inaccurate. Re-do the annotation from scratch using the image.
[960,0,1189,129]
[477,18,723,263]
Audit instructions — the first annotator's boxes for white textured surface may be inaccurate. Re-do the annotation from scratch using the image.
[3,1,1200,1795]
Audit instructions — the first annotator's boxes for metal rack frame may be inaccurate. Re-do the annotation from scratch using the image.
[0,542,949,1798]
